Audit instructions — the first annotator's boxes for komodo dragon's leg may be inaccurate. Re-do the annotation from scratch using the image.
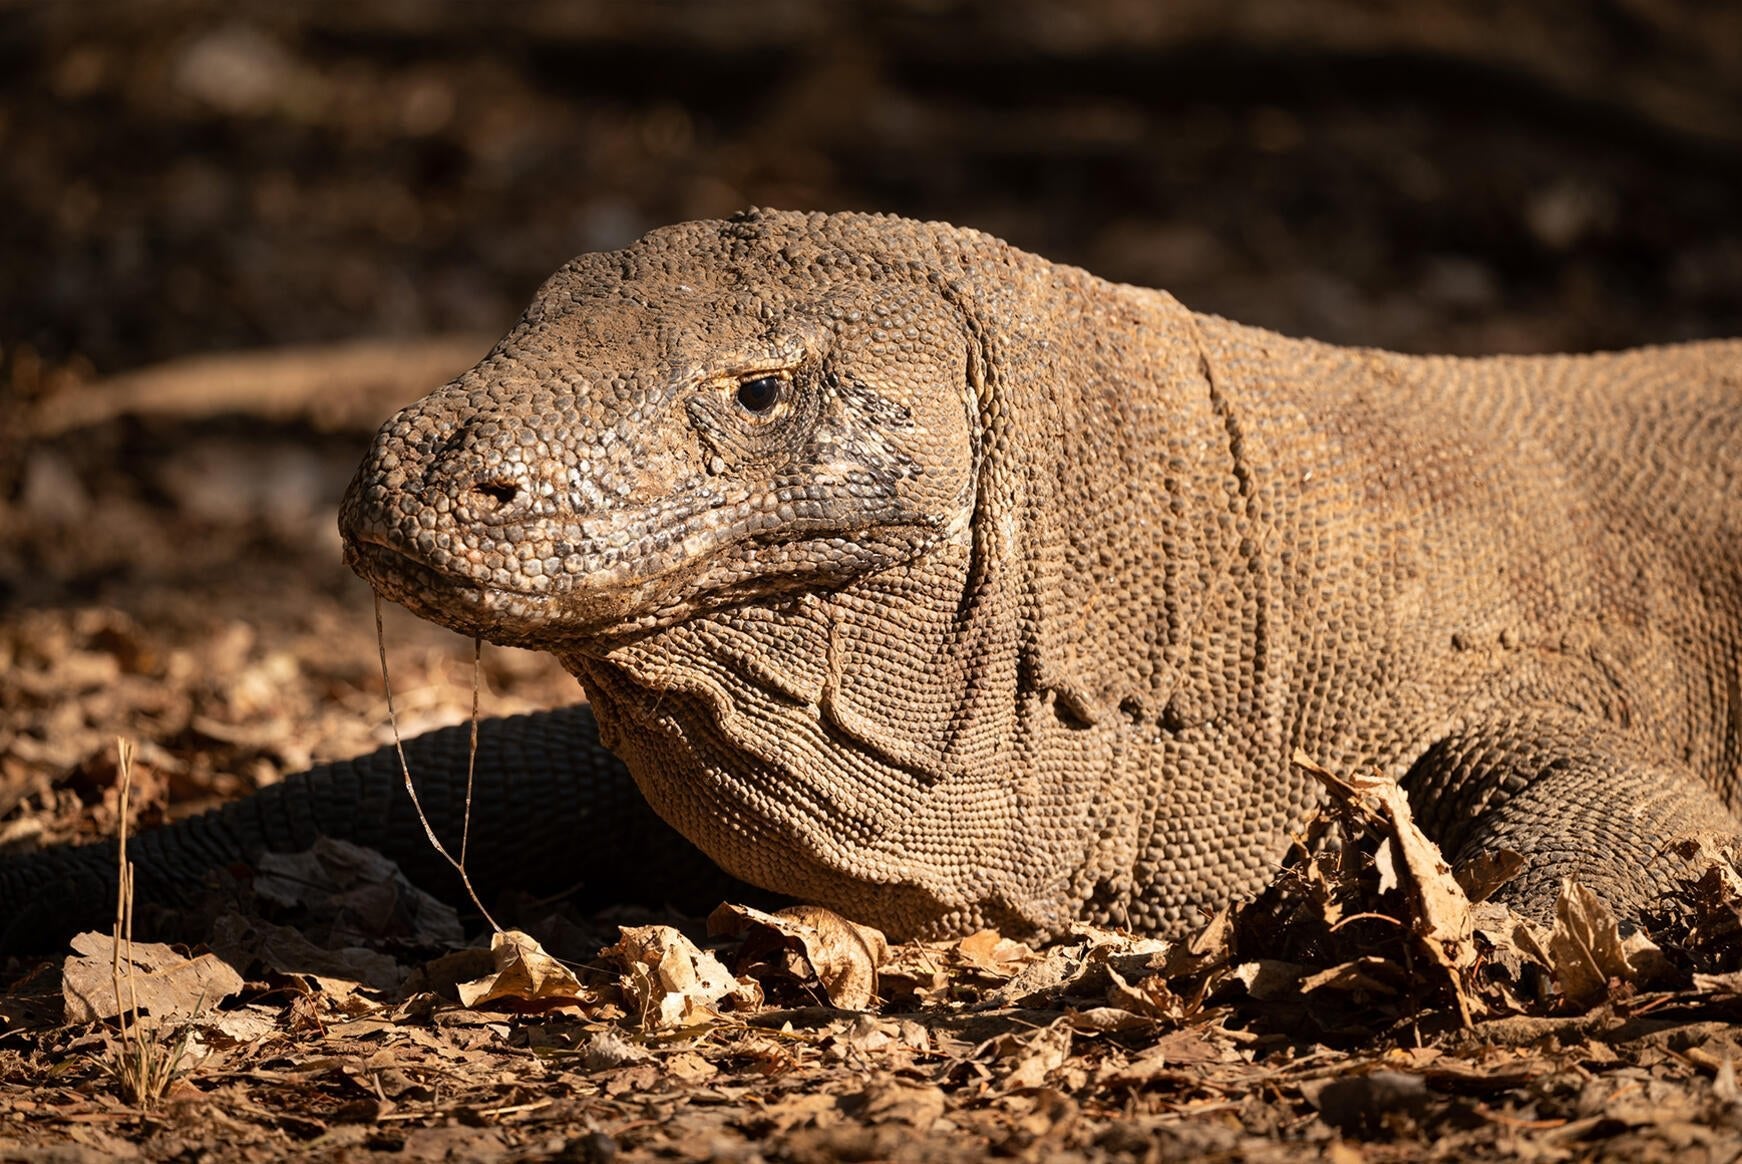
[0,705,748,953]
[1403,708,1742,921]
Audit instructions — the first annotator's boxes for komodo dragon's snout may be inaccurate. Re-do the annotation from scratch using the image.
[3,208,1738,952]
[341,244,978,652]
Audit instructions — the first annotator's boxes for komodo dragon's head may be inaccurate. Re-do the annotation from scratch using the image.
[342,209,986,649]
[342,210,1077,935]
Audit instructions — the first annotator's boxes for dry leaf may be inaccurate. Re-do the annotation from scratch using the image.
[1300,957,1406,997]
[577,1030,652,1072]
[991,1022,1072,1092]
[1164,907,1234,978]
[208,912,405,995]
[994,943,1090,1004]
[1548,879,1664,1007]
[1104,964,1185,1021]
[1456,849,1526,903]
[455,929,588,1008]
[955,929,1037,979]
[1294,749,1481,1022]
[62,932,243,1023]
[1231,959,1307,1001]
[253,837,463,948]
[709,902,886,1009]
[1103,1028,1236,1085]
[853,1077,947,1129]
[605,924,759,1029]
[664,1050,718,1083]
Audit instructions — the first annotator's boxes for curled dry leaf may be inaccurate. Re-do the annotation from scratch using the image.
[1456,849,1527,904]
[1672,852,1742,972]
[1467,901,1555,1009]
[1164,907,1234,978]
[253,836,464,948]
[62,932,243,1024]
[1548,879,1667,1008]
[851,1076,948,1130]
[989,1021,1073,1093]
[1103,964,1186,1022]
[710,902,886,1010]
[455,929,588,1009]
[1294,749,1482,1023]
[955,928,1038,980]
[1300,956,1408,997]
[604,923,760,1030]
[208,912,405,997]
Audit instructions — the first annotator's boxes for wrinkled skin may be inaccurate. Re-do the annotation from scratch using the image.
[339,209,1742,940]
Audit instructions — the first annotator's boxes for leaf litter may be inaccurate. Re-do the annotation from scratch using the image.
[8,612,1742,1160]
[8,749,1741,1160]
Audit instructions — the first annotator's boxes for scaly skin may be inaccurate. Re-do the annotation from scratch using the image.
[6,209,1739,948]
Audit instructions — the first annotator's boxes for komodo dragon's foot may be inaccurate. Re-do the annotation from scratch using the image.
[1403,706,1742,924]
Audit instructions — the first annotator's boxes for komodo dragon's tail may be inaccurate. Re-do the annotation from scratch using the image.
[0,705,738,954]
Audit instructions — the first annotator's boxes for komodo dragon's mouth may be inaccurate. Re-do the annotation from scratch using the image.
[344,536,553,646]
[342,529,710,649]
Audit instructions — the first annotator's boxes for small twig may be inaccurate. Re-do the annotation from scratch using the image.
[374,593,502,933]
[1328,911,1407,932]
[463,636,480,867]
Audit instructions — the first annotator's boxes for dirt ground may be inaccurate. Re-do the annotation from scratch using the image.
[3,1,1742,1160]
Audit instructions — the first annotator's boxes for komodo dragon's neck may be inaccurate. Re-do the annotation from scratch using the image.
[555,267,1296,939]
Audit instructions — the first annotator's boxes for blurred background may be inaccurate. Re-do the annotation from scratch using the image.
[2,0,1740,831]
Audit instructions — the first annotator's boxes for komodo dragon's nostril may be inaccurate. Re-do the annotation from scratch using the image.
[472,479,520,509]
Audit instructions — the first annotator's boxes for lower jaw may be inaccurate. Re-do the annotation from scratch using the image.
[345,542,547,645]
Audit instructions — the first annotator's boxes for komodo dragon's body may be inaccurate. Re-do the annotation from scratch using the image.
[4,209,1740,949]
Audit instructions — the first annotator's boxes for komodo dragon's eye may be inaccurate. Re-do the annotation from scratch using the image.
[735,375,784,414]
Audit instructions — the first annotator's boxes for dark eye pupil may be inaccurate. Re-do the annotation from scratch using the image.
[736,376,782,413]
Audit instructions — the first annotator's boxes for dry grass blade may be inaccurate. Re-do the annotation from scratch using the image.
[373,592,501,934]
[103,737,199,1108]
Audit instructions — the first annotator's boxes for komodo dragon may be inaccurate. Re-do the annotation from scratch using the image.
[4,209,1740,952]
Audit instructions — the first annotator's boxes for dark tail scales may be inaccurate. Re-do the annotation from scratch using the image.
[0,705,743,953]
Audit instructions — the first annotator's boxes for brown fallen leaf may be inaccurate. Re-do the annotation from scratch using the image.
[1102,1027,1238,1086]
[455,929,590,1009]
[1300,956,1408,997]
[208,912,404,999]
[989,1021,1072,1093]
[1672,856,1742,972]
[663,1049,718,1083]
[62,932,243,1024]
[1104,963,1186,1021]
[1547,879,1666,1008]
[851,1076,947,1129]
[1231,959,1308,1001]
[955,928,1037,980]
[709,902,886,1009]
[1294,749,1483,1023]
[604,924,760,1030]
[1456,849,1527,904]
[1064,1006,1156,1033]
[253,836,464,948]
